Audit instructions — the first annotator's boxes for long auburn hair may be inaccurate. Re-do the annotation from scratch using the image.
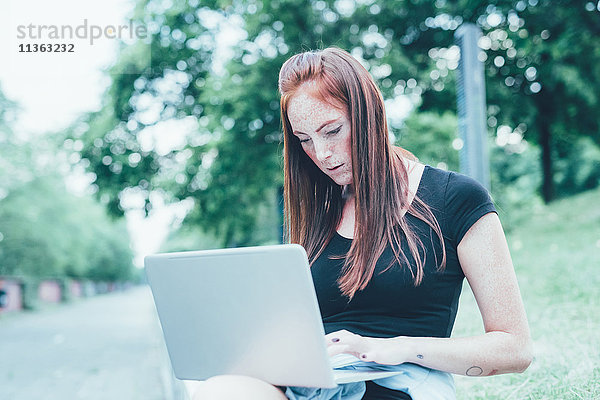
[279,47,446,299]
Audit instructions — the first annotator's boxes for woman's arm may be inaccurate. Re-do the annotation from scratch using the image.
[326,212,533,376]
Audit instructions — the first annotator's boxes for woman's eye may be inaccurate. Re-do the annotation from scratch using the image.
[299,138,311,143]
[327,126,342,135]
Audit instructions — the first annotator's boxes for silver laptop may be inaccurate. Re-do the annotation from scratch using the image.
[145,244,337,388]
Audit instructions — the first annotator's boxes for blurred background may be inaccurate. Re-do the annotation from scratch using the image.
[1,0,599,399]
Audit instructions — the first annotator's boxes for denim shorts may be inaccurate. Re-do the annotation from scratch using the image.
[282,359,455,400]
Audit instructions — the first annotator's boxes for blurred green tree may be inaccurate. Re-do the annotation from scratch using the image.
[395,111,460,171]
[0,87,134,282]
[460,0,600,202]
[72,0,600,246]
[0,88,32,194]
[0,175,134,282]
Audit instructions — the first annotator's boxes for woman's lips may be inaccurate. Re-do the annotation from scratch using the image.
[327,164,343,171]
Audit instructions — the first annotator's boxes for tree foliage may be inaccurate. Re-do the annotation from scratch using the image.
[0,89,31,194]
[72,0,600,245]
[0,87,135,282]
[0,175,134,281]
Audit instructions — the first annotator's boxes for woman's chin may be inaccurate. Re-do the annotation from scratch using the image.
[331,176,352,186]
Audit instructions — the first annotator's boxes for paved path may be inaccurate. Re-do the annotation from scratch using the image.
[0,286,186,400]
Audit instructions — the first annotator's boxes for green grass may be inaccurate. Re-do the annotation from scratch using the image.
[453,187,600,399]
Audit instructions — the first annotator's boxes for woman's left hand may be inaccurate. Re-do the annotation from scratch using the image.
[325,330,409,365]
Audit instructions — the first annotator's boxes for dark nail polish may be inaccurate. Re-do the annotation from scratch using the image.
[361,354,367,359]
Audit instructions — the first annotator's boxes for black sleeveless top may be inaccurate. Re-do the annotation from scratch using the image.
[311,165,497,339]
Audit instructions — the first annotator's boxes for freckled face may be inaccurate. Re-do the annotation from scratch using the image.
[287,89,353,186]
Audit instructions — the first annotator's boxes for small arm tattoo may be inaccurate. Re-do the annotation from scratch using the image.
[488,369,499,376]
[417,354,424,359]
[466,366,484,376]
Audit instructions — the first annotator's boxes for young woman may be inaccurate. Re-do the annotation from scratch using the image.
[194,47,532,400]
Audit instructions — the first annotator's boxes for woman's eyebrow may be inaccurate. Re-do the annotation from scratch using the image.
[293,117,341,136]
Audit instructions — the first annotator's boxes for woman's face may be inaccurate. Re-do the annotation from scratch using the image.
[287,88,353,186]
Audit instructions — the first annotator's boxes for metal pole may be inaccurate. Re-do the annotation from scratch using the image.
[455,23,491,190]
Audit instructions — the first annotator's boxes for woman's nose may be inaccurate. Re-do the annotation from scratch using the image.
[314,141,333,162]
[316,147,333,162]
